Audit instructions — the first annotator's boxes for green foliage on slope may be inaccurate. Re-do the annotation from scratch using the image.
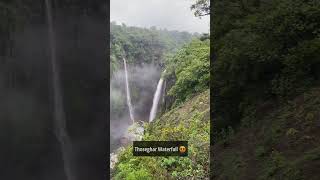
[214,88,320,180]
[113,90,210,180]
[165,39,210,106]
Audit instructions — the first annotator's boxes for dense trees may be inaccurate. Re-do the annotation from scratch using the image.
[110,22,196,74]
[212,0,320,131]
[165,38,210,106]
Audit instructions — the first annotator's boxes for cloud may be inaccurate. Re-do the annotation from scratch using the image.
[111,0,209,33]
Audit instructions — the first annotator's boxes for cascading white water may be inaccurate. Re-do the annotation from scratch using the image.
[123,58,135,123]
[45,0,74,180]
[149,77,164,122]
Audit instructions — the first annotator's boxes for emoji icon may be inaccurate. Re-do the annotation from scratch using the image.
[179,146,186,153]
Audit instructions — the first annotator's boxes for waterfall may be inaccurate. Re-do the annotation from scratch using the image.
[123,58,135,123]
[149,77,164,122]
[45,0,74,180]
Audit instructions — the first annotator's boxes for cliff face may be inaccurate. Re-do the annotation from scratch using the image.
[161,74,176,113]
[213,88,320,180]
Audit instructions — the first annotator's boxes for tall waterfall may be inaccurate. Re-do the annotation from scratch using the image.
[45,0,74,180]
[149,77,164,122]
[123,58,135,123]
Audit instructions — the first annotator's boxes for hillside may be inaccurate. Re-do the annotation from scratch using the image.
[213,87,320,180]
[113,90,210,179]
[211,1,320,179]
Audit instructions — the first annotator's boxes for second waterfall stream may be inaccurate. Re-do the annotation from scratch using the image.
[149,74,165,122]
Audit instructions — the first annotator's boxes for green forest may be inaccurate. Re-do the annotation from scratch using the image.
[110,22,198,73]
[212,0,320,179]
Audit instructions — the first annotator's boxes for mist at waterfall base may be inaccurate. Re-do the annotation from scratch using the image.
[0,2,107,180]
[110,63,162,152]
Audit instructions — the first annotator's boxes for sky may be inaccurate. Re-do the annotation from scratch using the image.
[110,0,210,34]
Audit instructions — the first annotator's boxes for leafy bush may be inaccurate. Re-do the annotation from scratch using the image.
[165,39,210,106]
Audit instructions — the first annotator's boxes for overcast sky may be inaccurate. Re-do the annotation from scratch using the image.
[110,0,210,33]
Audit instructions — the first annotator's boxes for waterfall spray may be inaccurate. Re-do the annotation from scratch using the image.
[123,58,135,123]
[149,76,164,122]
[45,0,74,180]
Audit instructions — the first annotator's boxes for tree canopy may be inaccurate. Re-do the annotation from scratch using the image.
[191,0,210,17]
[110,22,196,74]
